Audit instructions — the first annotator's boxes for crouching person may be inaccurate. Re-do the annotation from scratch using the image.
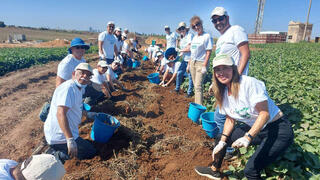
[194,55,294,180]
[159,47,181,89]
[44,63,96,162]
[106,59,126,92]
[83,61,112,106]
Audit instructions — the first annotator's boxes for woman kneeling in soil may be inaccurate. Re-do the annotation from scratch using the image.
[195,54,294,180]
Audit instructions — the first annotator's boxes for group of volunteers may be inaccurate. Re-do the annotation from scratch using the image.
[146,6,294,180]
[0,21,138,180]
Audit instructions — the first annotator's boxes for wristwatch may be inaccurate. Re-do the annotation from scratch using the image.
[245,132,253,140]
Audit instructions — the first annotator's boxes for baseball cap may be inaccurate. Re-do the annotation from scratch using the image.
[211,7,228,18]
[121,50,127,54]
[68,37,90,54]
[114,27,121,32]
[98,60,108,67]
[113,58,121,64]
[21,154,65,180]
[164,47,177,60]
[178,22,186,29]
[164,25,169,29]
[75,63,93,74]
[107,21,115,26]
[212,54,234,68]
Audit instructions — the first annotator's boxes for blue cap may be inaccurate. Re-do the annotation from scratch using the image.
[68,38,90,54]
[164,47,178,62]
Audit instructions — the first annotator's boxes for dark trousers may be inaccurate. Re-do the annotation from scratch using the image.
[213,117,294,180]
[83,84,105,106]
[50,137,96,161]
[106,58,114,64]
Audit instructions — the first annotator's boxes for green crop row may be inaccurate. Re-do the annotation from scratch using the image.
[0,46,98,76]
[182,43,320,179]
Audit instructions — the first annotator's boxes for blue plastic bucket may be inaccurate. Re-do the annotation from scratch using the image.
[83,103,91,111]
[187,103,207,124]
[90,113,120,143]
[147,73,160,84]
[201,112,217,131]
[143,55,149,61]
[132,60,140,68]
[205,127,219,138]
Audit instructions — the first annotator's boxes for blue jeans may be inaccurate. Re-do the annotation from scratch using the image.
[214,107,226,134]
[175,61,194,95]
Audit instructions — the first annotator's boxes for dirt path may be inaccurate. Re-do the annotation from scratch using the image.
[0,56,226,179]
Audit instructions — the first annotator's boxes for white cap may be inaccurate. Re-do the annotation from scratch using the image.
[121,50,127,54]
[212,54,234,68]
[113,58,121,64]
[107,21,115,25]
[178,22,186,29]
[122,33,127,37]
[211,7,228,18]
[115,27,121,32]
[164,25,169,29]
[75,63,93,74]
[124,28,129,31]
[21,154,66,180]
[98,60,108,67]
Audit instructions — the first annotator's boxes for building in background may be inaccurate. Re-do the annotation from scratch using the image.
[287,21,313,43]
[248,31,287,44]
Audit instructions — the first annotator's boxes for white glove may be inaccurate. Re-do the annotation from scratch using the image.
[178,52,183,57]
[67,137,78,158]
[208,83,214,95]
[162,83,168,87]
[201,66,207,74]
[99,52,105,60]
[212,141,226,160]
[232,136,250,148]
[159,81,165,86]
[175,48,181,52]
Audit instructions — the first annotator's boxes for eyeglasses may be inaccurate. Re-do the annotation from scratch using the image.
[178,27,186,31]
[192,22,201,29]
[77,70,92,78]
[74,46,87,49]
[211,16,225,24]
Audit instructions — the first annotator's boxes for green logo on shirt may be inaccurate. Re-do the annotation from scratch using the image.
[235,107,251,119]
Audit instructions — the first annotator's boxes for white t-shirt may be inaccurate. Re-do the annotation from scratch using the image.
[122,41,131,53]
[166,61,181,74]
[114,35,123,52]
[57,54,86,81]
[105,66,116,81]
[44,80,83,145]
[219,76,280,128]
[216,25,249,75]
[190,32,213,62]
[0,159,17,180]
[98,31,117,59]
[91,69,107,91]
[179,32,193,62]
[166,32,178,49]
[148,45,159,57]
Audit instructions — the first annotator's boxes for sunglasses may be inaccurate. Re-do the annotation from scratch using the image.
[74,46,87,49]
[192,22,201,29]
[178,26,186,31]
[108,25,115,29]
[211,16,225,24]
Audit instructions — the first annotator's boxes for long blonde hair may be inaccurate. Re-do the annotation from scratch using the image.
[212,65,240,108]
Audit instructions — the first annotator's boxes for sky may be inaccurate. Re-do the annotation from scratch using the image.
[1,0,319,38]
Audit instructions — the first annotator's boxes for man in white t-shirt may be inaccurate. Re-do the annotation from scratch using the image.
[0,154,65,180]
[164,26,178,49]
[83,61,111,105]
[98,21,119,64]
[210,7,251,135]
[44,63,96,161]
[39,38,90,122]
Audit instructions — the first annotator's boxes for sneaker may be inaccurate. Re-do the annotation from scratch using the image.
[224,147,239,161]
[194,166,221,180]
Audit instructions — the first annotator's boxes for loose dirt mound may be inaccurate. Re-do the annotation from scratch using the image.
[145,36,166,48]
[0,56,230,179]
[33,39,70,47]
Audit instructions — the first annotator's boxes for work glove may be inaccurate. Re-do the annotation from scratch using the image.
[66,137,78,158]
[178,52,183,57]
[208,83,214,95]
[212,141,226,160]
[232,136,250,148]
[99,54,105,60]
[159,81,165,86]
[162,83,168,87]
[201,66,207,74]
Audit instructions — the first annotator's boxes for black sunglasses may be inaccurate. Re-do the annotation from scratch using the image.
[108,25,115,28]
[178,26,186,31]
[192,22,201,29]
[211,16,225,24]
[74,46,87,49]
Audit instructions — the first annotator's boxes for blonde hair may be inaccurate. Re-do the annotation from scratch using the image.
[212,65,240,108]
[190,16,203,26]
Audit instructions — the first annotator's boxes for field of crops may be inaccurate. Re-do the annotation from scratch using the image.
[0,46,98,76]
[182,43,320,179]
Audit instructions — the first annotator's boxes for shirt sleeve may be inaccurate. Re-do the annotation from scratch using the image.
[248,78,268,108]
[233,26,248,46]
[205,34,213,50]
[98,32,105,41]
[57,62,71,80]
[56,86,74,108]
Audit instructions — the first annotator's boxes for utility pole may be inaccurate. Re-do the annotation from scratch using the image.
[254,0,265,34]
[302,0,312,41]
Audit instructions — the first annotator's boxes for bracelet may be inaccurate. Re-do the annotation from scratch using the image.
[222,134,229,138]
[245,132,253,140]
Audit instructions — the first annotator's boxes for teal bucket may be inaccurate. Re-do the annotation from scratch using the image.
[90,113,120,143]
[143,56,149,61]
[187,103,207,124]
[132,60,140,68]
[201,112,217,131]
[147,73,160,84]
